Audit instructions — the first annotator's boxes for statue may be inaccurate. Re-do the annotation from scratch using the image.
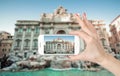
[54,6,67,15]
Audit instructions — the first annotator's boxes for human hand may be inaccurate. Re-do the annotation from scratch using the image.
[69,13,107,64]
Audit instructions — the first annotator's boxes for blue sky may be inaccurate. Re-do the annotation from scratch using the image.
[44,35,74,42]
[0,0,120,35]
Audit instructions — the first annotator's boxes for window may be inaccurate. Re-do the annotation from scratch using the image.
[10,44,12,46]
[33,39,38,47]
[33,52,36,55]
[4,49,6,51]
[2,49,4,52]
[116,44,120,47]
[18,28,23,33]
[24,52,27,58]
[27,27,31,33]
[16,39,21,47]
[35,27,39,33]
[15,52,18,56]
[24,39,30,47]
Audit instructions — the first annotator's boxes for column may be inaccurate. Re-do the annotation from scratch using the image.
[30,27,34,51]
[21,28,26,51]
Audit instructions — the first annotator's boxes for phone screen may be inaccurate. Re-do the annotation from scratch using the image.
[43,35,75,54]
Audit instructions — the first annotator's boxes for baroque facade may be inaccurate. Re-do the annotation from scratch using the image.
[11,6,109,58]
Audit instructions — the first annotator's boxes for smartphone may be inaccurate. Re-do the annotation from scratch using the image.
[38,35,80,55]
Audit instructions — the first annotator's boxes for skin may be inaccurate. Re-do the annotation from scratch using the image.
[69,13,120,76]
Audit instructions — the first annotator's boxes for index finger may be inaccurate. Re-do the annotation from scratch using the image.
[74,14,91,36]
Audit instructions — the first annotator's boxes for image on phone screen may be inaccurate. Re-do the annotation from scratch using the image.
[44,35,75,54]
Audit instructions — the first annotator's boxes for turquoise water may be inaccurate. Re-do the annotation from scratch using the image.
[0,69,114,76]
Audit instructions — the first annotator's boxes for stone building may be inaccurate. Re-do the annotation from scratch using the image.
[11,6,109,58]
[44,38,74,54]
[0,31,13,57]
[0,31,11,40]
[109,15,120,53]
